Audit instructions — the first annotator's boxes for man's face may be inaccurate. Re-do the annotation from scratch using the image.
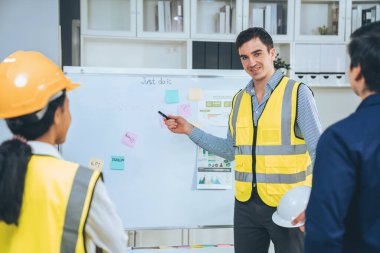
[238,37,276,82]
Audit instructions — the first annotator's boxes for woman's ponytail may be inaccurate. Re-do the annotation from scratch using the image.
[0,139,32,225]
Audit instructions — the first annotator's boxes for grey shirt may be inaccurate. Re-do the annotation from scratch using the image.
[189,70,322,166]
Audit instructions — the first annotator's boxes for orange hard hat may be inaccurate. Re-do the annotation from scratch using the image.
[0,51,79,119]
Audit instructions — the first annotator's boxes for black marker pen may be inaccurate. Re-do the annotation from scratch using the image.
[158,111,171,120]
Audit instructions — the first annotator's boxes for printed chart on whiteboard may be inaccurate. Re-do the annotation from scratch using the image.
[196,91,234,190]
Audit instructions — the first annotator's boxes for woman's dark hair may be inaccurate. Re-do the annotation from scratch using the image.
[349,21,380,93]
[0,90,66,225]
[235,27,274,52]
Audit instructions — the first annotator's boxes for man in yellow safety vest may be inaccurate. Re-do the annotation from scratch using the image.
[164,28,322,253]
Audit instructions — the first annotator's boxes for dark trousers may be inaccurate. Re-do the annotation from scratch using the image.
[234,197,304,253]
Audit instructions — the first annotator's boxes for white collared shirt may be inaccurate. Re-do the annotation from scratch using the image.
[28,141,128,253]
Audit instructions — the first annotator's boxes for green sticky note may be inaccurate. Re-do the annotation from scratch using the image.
[165,90,179,104]
[110,156,125,170]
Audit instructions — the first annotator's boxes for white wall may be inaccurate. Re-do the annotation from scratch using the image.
[313,87,360,129]
[0,0,60,64]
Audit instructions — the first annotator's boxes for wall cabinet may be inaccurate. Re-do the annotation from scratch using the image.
[243,0,295,42]
[81,0,136,37]
[137,0,190,38]
[345,0,380,40]
[80,0,380,85]
[191,0,242,40]
[295,0,345,41]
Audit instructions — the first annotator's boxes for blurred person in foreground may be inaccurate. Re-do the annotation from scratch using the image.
[0,51,127,253]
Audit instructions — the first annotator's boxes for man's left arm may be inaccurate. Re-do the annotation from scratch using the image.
[296,84,323,165]
[292,84,323,230]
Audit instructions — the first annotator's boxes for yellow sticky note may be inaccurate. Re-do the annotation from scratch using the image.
[189,88,202,101]
[88,158,104,171]
[191,245,204,248]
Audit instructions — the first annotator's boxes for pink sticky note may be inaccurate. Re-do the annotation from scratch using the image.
[122,131,138,148]
[217,244,233,248]
[178,104,192,117]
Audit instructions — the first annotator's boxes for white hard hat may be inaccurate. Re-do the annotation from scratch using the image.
[272,186,311,228]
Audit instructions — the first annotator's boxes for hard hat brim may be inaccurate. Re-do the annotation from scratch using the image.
[272,211,305,228]
[67,82,80,91]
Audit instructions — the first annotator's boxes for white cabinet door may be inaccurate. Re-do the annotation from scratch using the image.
[81,0,137,37]
[295,0,345,41]
[242,0,295,42]
[137,0,190,38]
[345,0,380,41]
[191,0,243,40]
[293,43,348,86]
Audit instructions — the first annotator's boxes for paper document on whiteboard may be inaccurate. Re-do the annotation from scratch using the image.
[196,91,234,190]
[196,147,233,190]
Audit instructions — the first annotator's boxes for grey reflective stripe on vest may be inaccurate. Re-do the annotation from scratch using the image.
[231,90,244,146]
[235,171,253,182]
[281,79,296,145]
[235,144,307,156]
[256,165,312,184]
[235,165,312,184]
[61,166,94,253]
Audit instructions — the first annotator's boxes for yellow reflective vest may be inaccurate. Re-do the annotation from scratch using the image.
[229,76,312,206]
[0,155,101,253]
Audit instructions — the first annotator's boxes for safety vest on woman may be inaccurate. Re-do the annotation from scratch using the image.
[229,76,312,206]
[0,155,101,253]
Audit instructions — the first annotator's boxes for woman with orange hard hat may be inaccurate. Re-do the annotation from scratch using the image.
[0,51,127,253]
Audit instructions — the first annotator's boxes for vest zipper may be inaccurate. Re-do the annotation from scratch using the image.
[251,95,257,188]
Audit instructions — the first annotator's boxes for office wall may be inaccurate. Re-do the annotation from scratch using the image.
[0,0,59,64]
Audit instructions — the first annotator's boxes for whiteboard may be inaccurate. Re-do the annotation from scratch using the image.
[0,67,360,229]
[62,67,249,229]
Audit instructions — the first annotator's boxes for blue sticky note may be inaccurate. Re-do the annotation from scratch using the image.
[110,156,125,170]
[165,90,179,104]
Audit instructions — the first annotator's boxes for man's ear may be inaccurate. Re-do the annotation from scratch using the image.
[352,65,363,82]
[270,47,276,59]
